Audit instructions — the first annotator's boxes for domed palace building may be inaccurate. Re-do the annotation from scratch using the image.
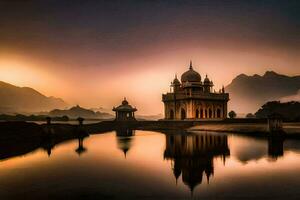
[162,61,229,120]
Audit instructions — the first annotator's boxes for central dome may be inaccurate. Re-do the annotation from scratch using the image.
[181,61,201,83]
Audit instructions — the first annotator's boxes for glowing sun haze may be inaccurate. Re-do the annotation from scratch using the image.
[0,0,299,114]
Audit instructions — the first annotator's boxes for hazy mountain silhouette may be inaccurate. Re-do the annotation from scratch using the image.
[226,71,300,114]
[49,105,113,119]
[0,81,67,114]
[90,107,113,115]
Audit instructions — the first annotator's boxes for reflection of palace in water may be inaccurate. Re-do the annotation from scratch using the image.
[164,133,230,191]
[116,129,135,157]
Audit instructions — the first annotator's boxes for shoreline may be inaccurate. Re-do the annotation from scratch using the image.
[1,120,300,162]
[189,122,300,139]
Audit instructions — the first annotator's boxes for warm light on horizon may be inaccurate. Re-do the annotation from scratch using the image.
[0,51,299,115]
[0,0,299,115]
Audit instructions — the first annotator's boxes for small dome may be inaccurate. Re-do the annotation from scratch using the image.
[204,75,210,84]
[113,97,137,112]
[181,61,201,83]
[173,74,181,85]
[122,97,129,105]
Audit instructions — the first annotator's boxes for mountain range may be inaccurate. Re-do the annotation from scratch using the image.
[0,70,299,116]
[49,105,113,119]
[0,81,67,114]
[225,71,300,114]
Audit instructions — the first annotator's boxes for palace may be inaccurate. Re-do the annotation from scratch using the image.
[162,61,229,120]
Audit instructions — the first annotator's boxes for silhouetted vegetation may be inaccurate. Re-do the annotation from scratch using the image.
[228,111,237,119]
[255,101,300,121]
[0,114,69,121]
[246,113,255,118]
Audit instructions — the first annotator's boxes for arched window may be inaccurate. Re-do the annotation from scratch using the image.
[209,109,212,118]
[170,109,174,119]
[181,108,186,120]
[217,108,221,118]
[205,109,207,118]
[200,109,203,118]
[195,109,199,118]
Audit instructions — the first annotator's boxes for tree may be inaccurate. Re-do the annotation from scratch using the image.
[255,101,300,120]
[228,110,237,119]
[246,113,255,118]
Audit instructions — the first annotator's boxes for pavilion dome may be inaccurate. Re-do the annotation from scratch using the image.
[113,98,137,112]
[181,61,201,83]
[122,98,129,105]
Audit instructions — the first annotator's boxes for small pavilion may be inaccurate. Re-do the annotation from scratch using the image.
[113,98,137,121]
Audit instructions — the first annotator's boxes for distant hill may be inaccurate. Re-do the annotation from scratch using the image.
[225,71,300,114]
[91,107,163,120]
[0,81,67,114]
[49,105,114,119]
[90,107,114,115]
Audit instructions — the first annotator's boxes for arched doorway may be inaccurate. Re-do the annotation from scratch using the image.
[200,109,203,118]
[217,108,221,118]
[209,108,212,118]
[181,108,186,120]
[170,109,174,119]
[195,109,199,118]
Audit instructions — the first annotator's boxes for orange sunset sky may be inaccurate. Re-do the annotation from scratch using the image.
[0,1,299,114]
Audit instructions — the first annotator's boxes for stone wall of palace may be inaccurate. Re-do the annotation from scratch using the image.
[164,99,227,120]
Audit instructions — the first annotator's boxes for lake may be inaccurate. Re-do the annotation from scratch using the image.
[1,130,300,199]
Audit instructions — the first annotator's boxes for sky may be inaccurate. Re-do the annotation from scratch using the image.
[0,0,299,114]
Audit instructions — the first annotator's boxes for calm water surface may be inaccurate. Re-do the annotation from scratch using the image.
[1,130,300,199]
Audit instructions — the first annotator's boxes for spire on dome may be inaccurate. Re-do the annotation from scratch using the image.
[173,73,180,86]
[181,60,201,82]
[122,97,129,105]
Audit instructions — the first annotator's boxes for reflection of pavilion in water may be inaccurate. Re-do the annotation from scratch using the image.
[75,137,88,156]
[164,133,230,192]
[116,129,135,158]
